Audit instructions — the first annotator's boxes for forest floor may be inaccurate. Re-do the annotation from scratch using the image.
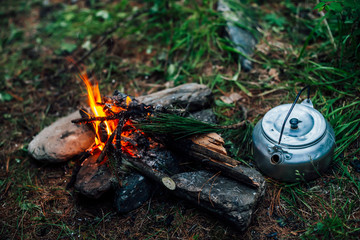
[1,0,359,239]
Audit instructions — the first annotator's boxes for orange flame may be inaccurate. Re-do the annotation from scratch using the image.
[77,70,139,159]
[78,72,115,151]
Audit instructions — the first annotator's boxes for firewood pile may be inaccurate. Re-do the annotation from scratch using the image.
[28,83,265,231]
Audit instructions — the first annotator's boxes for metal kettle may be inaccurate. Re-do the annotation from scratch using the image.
[252,86,336,182]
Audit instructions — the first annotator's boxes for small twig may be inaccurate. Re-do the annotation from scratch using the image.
[95,111,132,164]
[72,103,153,124]
[12,212,27,240]
[6,157,9,173]
[208,172,220,208]
[71,115,119,124]
[121,136,138,147]
[197,171,221,205]
[1,182,12,198]
[96,127,118,164]
[115,116,127,151]
[138,196,153,229]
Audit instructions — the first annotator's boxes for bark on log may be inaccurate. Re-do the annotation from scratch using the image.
[171,170,265,231]
[137,83,212,111]
[185,139,239,166]
[191,133,227,155]
[168,139,261,188]
[124,157,176,191]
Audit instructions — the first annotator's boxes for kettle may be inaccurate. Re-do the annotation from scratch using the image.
[252,86,336,182]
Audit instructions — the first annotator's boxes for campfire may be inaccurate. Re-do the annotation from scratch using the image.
[72,70,153,163]
[28,72,266,231]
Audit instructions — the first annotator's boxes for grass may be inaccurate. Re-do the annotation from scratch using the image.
[1,0,359,239]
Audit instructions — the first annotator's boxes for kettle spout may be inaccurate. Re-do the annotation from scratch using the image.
[270,153,282,164]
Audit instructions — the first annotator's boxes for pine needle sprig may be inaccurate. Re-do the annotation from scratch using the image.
[135,113,249,140]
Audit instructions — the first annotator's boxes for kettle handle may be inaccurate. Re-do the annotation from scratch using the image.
[278,86,310,144]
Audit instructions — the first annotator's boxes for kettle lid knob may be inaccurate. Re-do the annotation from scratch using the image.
[289,118,301,129]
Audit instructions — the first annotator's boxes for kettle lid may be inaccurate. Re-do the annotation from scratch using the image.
[261,101,327,147]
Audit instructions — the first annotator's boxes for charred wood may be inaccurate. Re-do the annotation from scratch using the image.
[96,127,117,164]
[123,156,176,191]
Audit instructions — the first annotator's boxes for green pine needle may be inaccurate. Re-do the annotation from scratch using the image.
[135,113,253,157]
[136,113,224,139]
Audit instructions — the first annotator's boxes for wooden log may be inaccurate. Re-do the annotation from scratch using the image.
[191,133,227,155]
[171,170,265,231]
[168,138,260,188]
[124,157,176,191]
[172,138,239,166]
[137,83,212,111]
[201,157,259,188]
